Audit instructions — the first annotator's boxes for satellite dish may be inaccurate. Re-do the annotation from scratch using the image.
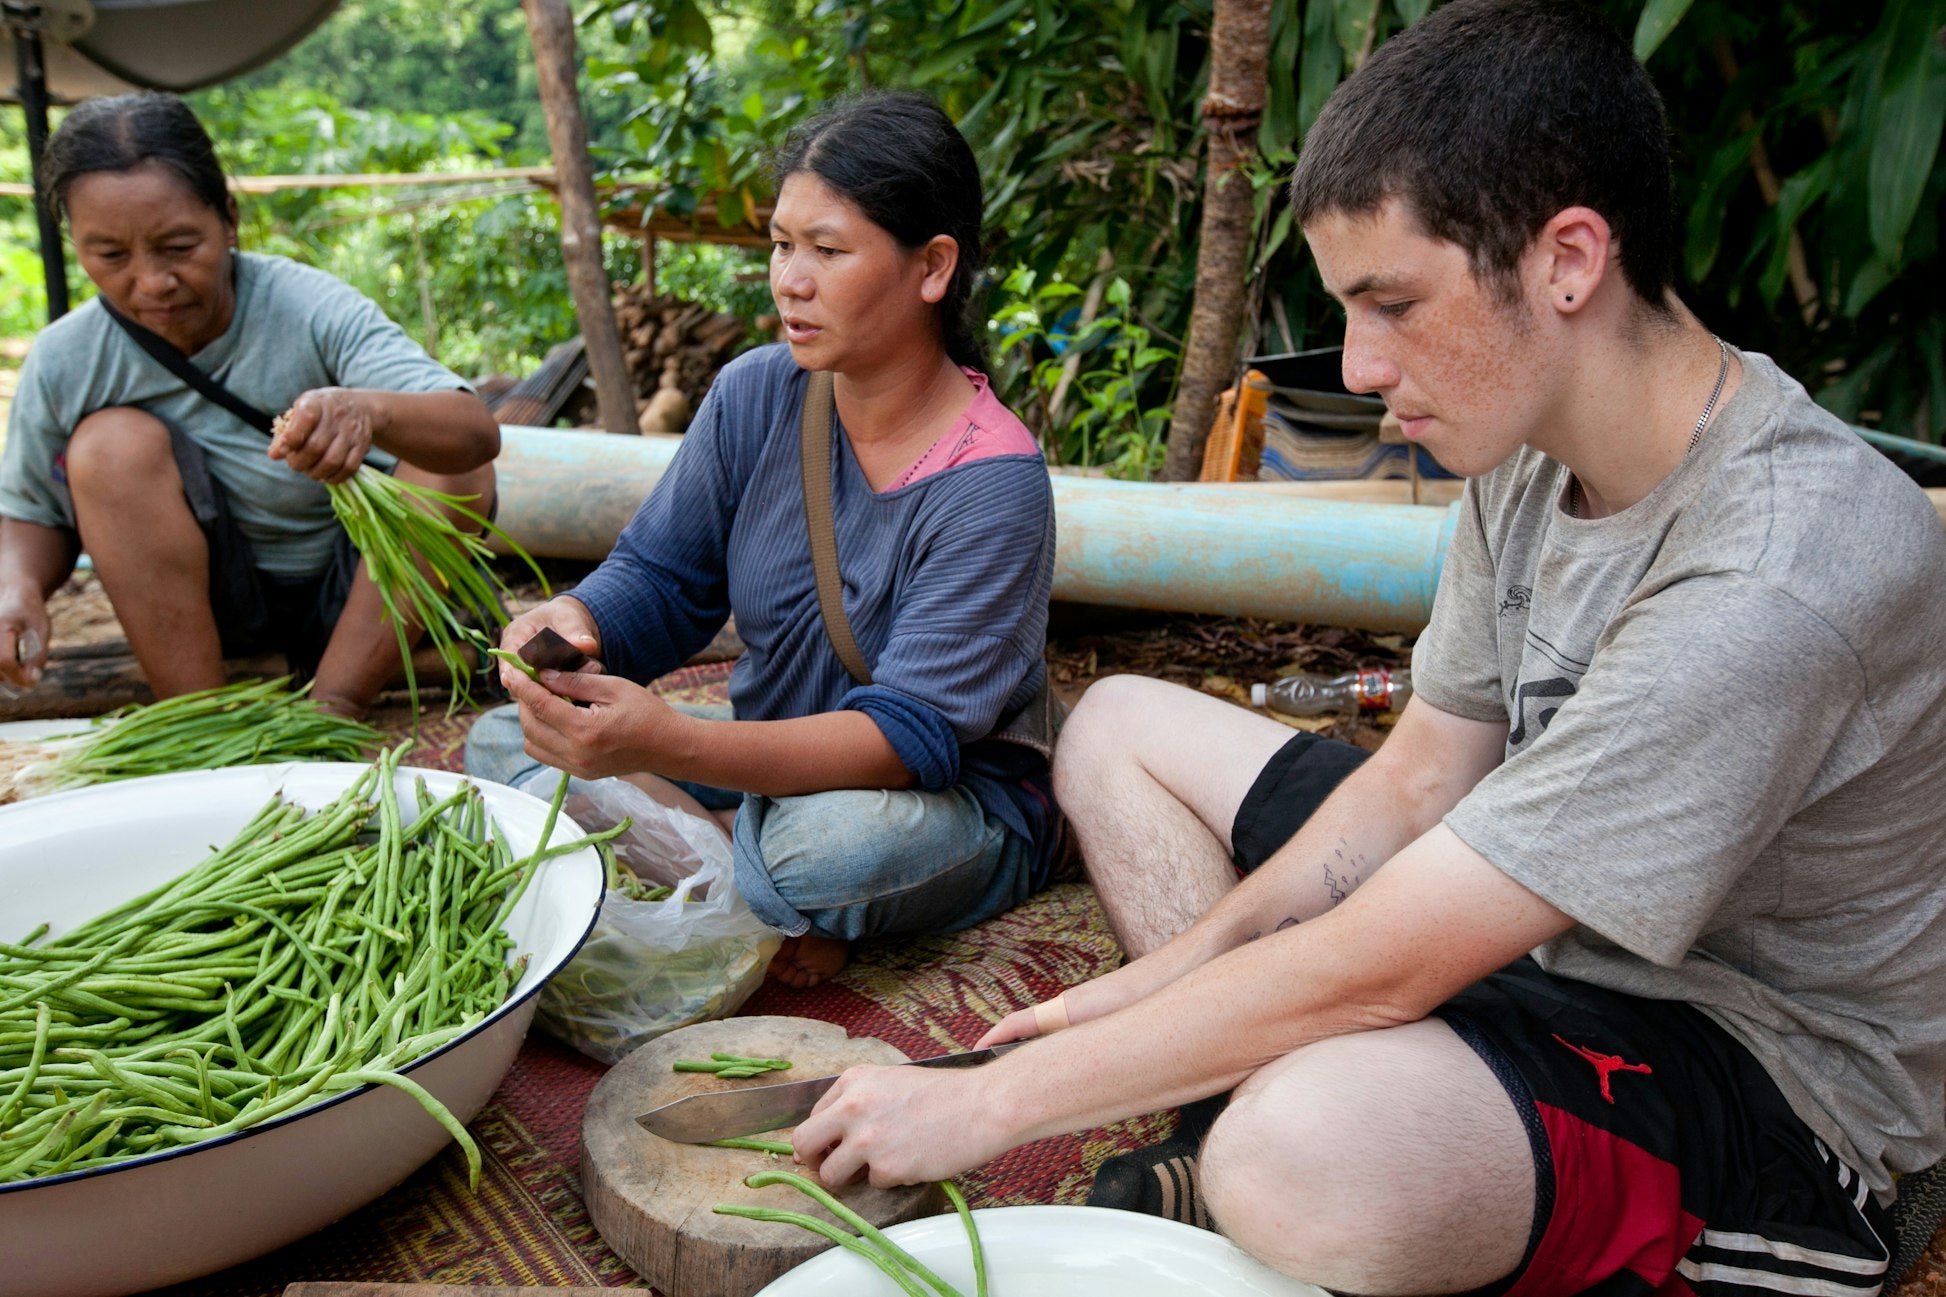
[4,0,342,320]
[3,0,342,102]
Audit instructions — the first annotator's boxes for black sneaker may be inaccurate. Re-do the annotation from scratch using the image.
[1890,1159,1946,1285]
[1084,1094,1227,1230]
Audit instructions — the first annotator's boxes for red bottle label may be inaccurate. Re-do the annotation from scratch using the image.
[1355,668,1392,711]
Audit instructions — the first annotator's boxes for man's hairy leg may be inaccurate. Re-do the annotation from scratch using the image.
[1201,1018,1535,1295]
[1053,675,1298,958]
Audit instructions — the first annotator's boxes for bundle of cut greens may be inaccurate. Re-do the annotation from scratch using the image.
[0,744,623,1187]
[9,677,381,803]
[322,463,550,714]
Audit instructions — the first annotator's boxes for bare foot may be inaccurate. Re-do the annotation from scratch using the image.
[766,934,851,988]
[311,692,371,722]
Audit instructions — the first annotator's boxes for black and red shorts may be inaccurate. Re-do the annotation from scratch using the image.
[1233,734,1895,1297]
[1440,959,1891,1297]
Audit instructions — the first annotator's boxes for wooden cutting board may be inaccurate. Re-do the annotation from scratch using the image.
[581,1016,943,1297]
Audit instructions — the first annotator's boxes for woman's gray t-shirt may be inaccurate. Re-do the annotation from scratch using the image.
[0,252,468,577]
[1415,348,1946,1196]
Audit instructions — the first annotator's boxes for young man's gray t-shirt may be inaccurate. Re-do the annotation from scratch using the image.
[1414,349,1946,1197]
[0,252,469,577]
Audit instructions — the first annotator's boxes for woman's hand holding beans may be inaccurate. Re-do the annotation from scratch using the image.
[269,387,376,484]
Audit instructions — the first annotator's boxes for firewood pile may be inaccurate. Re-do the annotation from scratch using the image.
[612,282,760,433]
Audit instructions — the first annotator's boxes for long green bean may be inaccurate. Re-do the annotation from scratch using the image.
[941,1180,987,1297]
[706,1137,795,1155]
[713,1203,932,1297]
[715,1167,987,1297]
[745,1170,964,1297]
[0,743,622,1187]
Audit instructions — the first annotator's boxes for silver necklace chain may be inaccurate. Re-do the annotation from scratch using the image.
[1569,335,1729,519]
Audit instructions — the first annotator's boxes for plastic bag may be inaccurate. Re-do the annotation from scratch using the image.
[534,775,781,1064]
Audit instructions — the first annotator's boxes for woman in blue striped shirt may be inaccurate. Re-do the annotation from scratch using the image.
[469,91,1058,987]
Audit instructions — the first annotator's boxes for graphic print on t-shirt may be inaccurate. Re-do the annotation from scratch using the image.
[1506,626,1592,753]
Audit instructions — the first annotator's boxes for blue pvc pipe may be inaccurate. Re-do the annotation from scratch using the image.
[1050,478,1460,632]
[493,425,1460,632]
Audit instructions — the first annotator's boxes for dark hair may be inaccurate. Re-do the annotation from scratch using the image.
[1289,0,1675,311]
[41,91,233,227]
[773,90,989,370]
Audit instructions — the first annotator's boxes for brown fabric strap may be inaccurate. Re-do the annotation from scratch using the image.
[800,370,874,686]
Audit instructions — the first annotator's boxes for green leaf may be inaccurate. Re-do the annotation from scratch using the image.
[1632,0,1696,63]
[1814,333,1900,422]
[1298,0,1344,138]
[1394,0,1432,24]
[666,1,714,54]
[1259,202,1296,270]
[742,92,764,123]
[1756,159,1829,307]
[1919,315,1946,441]
[1683,133,1755,282]
[909,34,992,84]
[961,0,1031,40]
[1260,3,1303,156]
[1842,250,1898,318]
[956,72,1012,139]
[1866,0,1946,262]
[1030,122,1110,165]
[1334,0,1377,64]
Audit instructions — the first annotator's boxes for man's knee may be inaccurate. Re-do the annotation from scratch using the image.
[1199,1047,1360,1272]
[1052,674,1187,801]
[66,407,176,496]
[1201,1023,1535,1292]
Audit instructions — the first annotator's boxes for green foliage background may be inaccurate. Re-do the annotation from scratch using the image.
[0,0,647,378]
[3,0,1941,453]
[582,0,1944,457]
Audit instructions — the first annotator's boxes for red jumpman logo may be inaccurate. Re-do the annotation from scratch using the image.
[1552,1034,1653,1104]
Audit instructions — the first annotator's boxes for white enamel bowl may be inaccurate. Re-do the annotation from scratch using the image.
[754,1204,1328,1297]
[0,763,605,1297]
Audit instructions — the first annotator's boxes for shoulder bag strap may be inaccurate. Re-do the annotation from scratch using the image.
[99,299,277,437]
[800,370,874,686]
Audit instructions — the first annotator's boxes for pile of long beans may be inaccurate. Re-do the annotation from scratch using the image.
[11,678,381,801]
[0,745,619,1188]
[716,1168,988,1297]
[324,465,550,715]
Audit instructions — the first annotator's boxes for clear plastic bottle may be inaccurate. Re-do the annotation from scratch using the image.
[1250,667,1412,717]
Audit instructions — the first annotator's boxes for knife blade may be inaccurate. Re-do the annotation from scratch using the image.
[634,1042,1025,1143]
[516,626,590,673]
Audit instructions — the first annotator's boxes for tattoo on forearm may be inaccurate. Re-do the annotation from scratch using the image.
[1322,839,1371,906]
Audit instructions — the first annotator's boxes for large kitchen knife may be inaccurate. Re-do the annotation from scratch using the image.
[634,1042,1025,1143]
